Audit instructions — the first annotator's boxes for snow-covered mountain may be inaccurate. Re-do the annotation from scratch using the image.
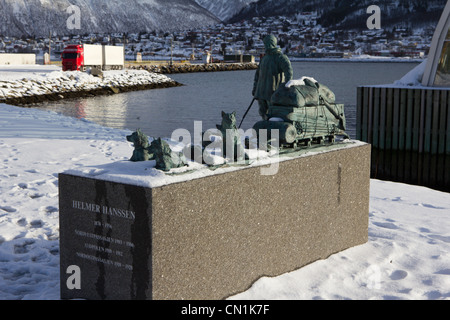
[194,0,257,22]
[227,0,332,23]
[228,0,446,31]
[0,0,220,37]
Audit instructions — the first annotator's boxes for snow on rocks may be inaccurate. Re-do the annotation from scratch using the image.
[0,66,181,105]
[130,62,258,74]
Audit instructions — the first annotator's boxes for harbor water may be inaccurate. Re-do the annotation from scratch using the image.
[34,61,419,139]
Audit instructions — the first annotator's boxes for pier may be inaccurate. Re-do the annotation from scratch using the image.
[356,86,450,192]
[356,1,450,193]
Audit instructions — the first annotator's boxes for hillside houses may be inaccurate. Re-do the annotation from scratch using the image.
[0,13,434,62]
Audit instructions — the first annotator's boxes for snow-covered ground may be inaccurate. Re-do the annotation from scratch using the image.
[1,63,450,300]
[0,65,62,81]
[1,102,450,300]
[0,65,176,102]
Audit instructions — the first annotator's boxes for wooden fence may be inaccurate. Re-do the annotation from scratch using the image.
[356,86,450,192]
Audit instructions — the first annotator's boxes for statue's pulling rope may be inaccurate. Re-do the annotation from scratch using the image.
[238,98,256,129]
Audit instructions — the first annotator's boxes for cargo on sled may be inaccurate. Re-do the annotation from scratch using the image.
[253,77,349,149]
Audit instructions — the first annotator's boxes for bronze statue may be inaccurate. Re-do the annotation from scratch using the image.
[149,138,188,172]
[182,143,215,165]
[252,35,293,120]
[127,130,187,171]
[126,129,153,162]
[216,111,247,161]
[253,78,349,149]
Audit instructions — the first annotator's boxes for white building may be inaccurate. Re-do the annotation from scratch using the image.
[423,0,450,86]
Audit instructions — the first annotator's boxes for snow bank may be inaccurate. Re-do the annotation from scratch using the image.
[393,59,427,86]
[0,65,62,81]
[0,65,178,103]
[1,103,450,300]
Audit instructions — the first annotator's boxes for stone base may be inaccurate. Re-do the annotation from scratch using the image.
[59,142,371,300]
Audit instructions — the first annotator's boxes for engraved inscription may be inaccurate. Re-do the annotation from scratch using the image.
[72,200,136,220]
[71,199,135,271]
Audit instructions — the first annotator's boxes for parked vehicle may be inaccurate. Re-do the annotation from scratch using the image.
[62,44,124,71]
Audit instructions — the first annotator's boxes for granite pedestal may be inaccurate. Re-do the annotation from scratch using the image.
[59,141,371,300]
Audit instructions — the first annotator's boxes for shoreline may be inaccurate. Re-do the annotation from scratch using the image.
[0,68,182,106]
[0,63,259,106]
[128,62,259,74]
[128,58,420,75]
[1,80,182,106]
[0,58,421,106]
[289,58,423,63]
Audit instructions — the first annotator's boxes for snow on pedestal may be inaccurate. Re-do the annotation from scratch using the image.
[59,141,371,300]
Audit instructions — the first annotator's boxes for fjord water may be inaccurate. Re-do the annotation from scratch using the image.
[36,61,418,139]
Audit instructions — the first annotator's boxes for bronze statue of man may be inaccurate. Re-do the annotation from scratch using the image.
[252,35,293,120]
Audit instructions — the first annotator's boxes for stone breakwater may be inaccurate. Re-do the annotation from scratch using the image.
[0,70,181,106]
[129,62,258,74]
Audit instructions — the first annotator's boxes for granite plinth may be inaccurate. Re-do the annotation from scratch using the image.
[59,142,371,300]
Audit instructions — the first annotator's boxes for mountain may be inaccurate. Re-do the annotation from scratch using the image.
[227,0,333,23]
[194,0,257,22]
[319,0,446,30]
[0,0,220,37]
[228,0,446,31]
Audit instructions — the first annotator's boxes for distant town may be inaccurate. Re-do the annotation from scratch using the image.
[0,13,434,63]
